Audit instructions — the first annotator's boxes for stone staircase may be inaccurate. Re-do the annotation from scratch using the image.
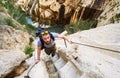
[44,50,82,78]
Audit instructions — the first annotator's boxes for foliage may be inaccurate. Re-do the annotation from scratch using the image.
[115,13,120,19]
[65,19,98,34]
[0,18,24,30]
[25,24,37,36]
[99,16,107,20]
[110,13,120,23]
[0,0,37,36]
[24,45,34,57]
[4,18,17,27]
[0,0,27,24]
[0,17,37,36]
[110,17,115,23]
[0,0,14,14]
[0,18,19,29]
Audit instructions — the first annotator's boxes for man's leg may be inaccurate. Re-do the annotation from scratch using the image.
[45,44,56,57]
[51,44,56,57]
[44,48,51,55]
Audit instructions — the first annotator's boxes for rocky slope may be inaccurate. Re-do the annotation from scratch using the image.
[0,6,30,78]
[97,0,120,26]
[16,23,120,78]
[0,25,29,50]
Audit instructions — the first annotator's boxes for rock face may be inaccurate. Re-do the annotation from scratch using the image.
[0,50,26,78]
[0,25,29,51]
[0,6,30,77]
[0,25,29,77]
[97,0,120,26]
[16,0,106,24]
[79,23,120,46]
[17,23,120,78]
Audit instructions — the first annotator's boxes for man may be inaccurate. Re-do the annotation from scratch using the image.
[35,30,72,63]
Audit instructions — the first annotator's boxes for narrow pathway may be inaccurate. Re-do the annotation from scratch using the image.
[46,59,59,78]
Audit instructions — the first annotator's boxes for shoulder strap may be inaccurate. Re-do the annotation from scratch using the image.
[50,33,55,41]
[39,37,45,49]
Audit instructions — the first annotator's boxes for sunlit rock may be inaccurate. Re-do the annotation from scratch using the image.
[0,50,26,78]
[0,25,29,51]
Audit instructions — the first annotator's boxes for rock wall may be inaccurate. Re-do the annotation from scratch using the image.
[97,0,120,26]
[0,25,29,51]
[0,25,30,78]
[16,23,120,78]
[0,6,30,77]
[16,0,106,25]
[0,50,26,78]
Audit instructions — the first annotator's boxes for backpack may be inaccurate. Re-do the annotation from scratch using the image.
[35,27,43,37]
[35,28,55,49]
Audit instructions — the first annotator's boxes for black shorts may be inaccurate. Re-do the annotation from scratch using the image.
[44,44,56,57]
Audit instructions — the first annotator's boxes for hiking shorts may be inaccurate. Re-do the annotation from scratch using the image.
[44,44,56,57]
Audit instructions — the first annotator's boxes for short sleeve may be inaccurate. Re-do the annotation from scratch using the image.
[37,39,42,47]
[51,32,59,38]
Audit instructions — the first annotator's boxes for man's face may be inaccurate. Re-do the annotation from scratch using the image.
[41,34,51,44]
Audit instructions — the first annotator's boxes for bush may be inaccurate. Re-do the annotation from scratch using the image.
[24,45,34,57]
[25,24,37,36]
[99,16,107,20]
[110,13,120,23]
[65,20,97,34]
[0,0,27,24]
[4,18,17,27]
[110,17,115,23]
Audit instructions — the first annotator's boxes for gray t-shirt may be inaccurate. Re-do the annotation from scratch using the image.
[37,32,59,48]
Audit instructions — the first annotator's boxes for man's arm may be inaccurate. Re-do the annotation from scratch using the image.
[36,46,41,63]
[57,34,72,43]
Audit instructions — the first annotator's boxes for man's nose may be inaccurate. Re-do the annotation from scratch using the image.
[46,38,49,42]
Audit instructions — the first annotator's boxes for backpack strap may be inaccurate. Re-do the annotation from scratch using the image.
[39,33,55,49]
[50,33,55,41]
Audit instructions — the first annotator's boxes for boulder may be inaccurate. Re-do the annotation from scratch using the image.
[40,0,55,9]
[50,2,61,12]
[0,50,26,78]
[16,0,32,11]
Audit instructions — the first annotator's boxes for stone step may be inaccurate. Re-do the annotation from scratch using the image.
[54,57,66,71]
[46,60,57,74]
[49,72,59,78]
[51,53,60,62]
[58,62,82,78]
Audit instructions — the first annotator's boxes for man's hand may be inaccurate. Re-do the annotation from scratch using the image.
[68,39,73,44]
[35,59,40,64]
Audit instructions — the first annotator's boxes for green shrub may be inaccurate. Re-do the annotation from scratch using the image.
[25,24,37,36]
[65,20,97,34]
[99,16,107,20]
[4,18,16,27]
[110,13,120,23]
[0,18,6,24]
[0,0,27,24]
[115,13,120,18]
[110,17,115,23]
[24,45,34,57]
